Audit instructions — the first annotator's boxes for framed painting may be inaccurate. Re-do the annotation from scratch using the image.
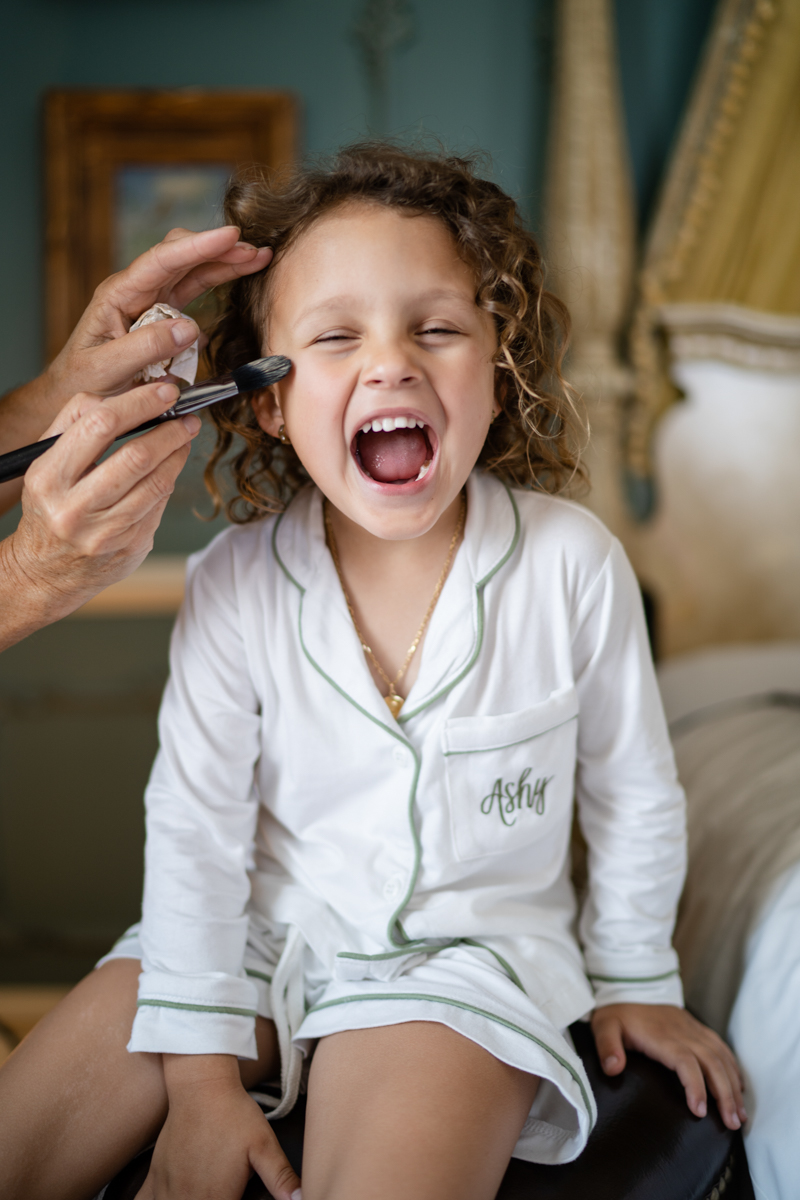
[44,89,297,362]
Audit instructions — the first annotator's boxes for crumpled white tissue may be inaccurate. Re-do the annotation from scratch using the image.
[130,303,199,385]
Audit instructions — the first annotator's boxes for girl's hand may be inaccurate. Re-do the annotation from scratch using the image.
[136,1055,301,1200]
[590,1003,746,1131]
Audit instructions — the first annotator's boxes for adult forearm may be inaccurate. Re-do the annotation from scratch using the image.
[0,370,65,454]
[0,520,128,652]
[0,534,64,651]
[0,372,65,515]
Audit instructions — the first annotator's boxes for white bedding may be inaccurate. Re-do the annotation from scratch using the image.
[728,864,800,1200]
[658,644,800,1200]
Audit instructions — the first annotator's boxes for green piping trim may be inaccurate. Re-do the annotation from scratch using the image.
[245,969,273,984]
[588,970,680,984]
[385,488,518,940]
[271,511,403,746]
[394,917,413,943]
[270,508,304,592]
[271,485,520,954]
[337,940,459,963]
[137,999,257,1017]
[442,712,578,755]
[399,485,521,723]
[336,939,525,994]
[307,990,592,1117]
[271,512,422,951]
[386,751,422,949]
[335,939,525,994]
[461,939,526,992]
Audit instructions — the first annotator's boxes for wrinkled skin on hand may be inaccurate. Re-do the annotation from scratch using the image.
[44,226,272,404]
[0,226,273,647]
[0,225,272,514]
[0,382,201,649]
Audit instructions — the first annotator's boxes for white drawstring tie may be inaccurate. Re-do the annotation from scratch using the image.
[249,924,306,1121]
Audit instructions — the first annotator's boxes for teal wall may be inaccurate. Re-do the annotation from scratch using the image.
[0,0,715,398]
[0,620,173,982]
[0,0,716,982]
[1,0,545,398]
[616,0,717,224]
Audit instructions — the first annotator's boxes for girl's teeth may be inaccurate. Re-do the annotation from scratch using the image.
[416,461,431,480]
[360,416,426,434]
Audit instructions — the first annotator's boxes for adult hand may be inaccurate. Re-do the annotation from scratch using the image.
[0,226,272,513]
[591,1002,747,1131]
[0,381,200,652]
[45,225,272,403]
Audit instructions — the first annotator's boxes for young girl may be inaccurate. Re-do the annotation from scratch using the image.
[0,144,744,1200]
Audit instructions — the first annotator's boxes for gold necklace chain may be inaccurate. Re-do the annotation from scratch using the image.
[324,494,467,719]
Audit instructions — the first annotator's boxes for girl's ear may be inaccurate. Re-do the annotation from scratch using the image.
[251,387,284,438]
[493,367,512,420]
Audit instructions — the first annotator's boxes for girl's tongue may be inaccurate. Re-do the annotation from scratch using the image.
[357,426,429,483]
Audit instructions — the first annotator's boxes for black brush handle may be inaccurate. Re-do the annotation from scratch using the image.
[0,385,237,485]
[0,355,290,486]
[0,436,61,483]
[0,417,177,485]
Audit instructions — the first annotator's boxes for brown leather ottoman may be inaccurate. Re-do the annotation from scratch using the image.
[103,1021,753,1199]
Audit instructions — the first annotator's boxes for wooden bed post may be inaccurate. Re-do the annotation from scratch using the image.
[544,0,637,542]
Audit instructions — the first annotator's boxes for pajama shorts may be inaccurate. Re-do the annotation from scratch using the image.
[99,914,596,1165]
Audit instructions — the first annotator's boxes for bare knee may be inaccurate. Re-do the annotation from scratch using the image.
[312,1021,538,1112]
[303,1022,539,1200]
[6,957,142,1062]
[0,958,167,1200]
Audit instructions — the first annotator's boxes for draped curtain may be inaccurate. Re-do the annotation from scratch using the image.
[627,0,800,515]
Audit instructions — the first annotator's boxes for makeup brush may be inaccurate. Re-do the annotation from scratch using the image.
[0,356,292,485]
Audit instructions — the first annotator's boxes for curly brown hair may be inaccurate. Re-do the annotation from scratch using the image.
[205,142,586,521]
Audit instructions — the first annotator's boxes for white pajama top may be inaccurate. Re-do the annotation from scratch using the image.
[123,471,686,1163]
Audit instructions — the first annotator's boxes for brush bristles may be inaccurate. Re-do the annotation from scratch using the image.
[232,356,292,392]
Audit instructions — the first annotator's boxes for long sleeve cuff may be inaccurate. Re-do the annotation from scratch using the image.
[585,949,684,1009]
[128,969,259,1058]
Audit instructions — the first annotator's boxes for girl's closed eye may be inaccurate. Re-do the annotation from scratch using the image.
[313,330,361,345]
[311,325,462,347]
[417,325,463,338]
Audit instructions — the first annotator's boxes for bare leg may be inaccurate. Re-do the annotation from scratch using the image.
[302,1021,540,1200]
[0,959,278,1200]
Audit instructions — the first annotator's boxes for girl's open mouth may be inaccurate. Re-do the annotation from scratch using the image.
[352,415,436,486]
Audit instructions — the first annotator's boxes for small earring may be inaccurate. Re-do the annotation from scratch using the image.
[278,424,292,445]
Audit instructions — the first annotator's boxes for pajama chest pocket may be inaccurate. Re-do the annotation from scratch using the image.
[442,685,579,862]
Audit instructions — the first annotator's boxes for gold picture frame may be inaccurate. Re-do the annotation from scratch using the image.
[44,88,297,362]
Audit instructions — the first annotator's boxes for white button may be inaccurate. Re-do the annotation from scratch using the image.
[383,875,403,900]
[393,744,411,767]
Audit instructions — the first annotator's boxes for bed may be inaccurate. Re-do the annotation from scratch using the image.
[658,643,800,1200]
